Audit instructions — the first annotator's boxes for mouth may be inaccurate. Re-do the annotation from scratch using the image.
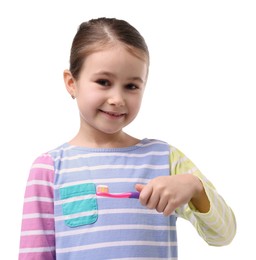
[99,110,126,118]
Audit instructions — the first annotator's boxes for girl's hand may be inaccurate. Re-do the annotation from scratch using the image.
[135,175,210,216]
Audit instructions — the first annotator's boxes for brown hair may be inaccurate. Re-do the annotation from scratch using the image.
[69,17,149,79]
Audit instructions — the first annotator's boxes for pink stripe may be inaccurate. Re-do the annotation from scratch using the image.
[28,154,54,183]
[34,153,53,164]
[20,234,55,248]
[21,218,54,231]
[22,201,53,214]
[28,168,54,182]
[19,251,55,260]
[19,154,56,260]
[25,185,53,198]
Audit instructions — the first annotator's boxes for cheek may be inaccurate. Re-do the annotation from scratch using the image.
[129,96,143,112]
[78,88,102,104]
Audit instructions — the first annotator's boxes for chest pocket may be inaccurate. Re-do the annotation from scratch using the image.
[59,183,98,227]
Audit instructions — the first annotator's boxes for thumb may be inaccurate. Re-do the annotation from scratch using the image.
[135,184,145,192]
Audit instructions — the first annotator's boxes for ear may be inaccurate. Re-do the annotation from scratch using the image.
[63,69,77,99]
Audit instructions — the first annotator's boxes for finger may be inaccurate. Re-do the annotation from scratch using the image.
[135,184,144,193]
[156,197,169,213]
[163,201,176,217]
[146,191,160,210]
[139,184,153,206]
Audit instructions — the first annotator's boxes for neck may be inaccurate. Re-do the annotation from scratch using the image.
[69,126,139,148]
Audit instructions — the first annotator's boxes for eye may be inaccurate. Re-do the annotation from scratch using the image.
[126,83,139,90]
[96,79,110,86]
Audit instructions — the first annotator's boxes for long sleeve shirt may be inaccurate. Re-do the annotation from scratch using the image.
[19,139,236,259]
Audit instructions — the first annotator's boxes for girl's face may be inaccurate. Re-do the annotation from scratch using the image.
[67,45,148,137]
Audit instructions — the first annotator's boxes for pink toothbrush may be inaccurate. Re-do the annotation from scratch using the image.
[96,185,140,199]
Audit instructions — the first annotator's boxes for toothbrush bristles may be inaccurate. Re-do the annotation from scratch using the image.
[97,185,109,193]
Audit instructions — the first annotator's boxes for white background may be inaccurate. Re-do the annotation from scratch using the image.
[0,0,255,259]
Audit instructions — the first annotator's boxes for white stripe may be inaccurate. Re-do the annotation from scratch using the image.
[170,146,177,153]
[49,145,74,154]
[55,178,150,189]
[58,164,169,174]
[99,208,159,215]
[23,213,54,219]
[58,151,169,161]
[51,139,168,159]
[56,241,177,254]
[195,196,234,244]
[198,226,235,246]
[184,166,198,175]
[55,194,96,205]
[24,196,53,203]
[171,156,188,172]
[55,210,98,221]
[101,208,178,218]
[21,230,55,236]
[20,246,55,253]
[31,163,54,170]
[56,224,176,237]
[27,180,53,188]
[55,208,161,222]
[137,140,168,147]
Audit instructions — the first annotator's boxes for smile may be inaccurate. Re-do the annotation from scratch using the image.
[99,110,126,118]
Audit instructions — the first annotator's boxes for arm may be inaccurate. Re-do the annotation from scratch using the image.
[186,174,210,213]
[170,146,236,246]
[19,154,56,260]
[136,146,236,246]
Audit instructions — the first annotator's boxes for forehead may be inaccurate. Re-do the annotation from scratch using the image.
[87,41,149,65]
[81,45,148,80]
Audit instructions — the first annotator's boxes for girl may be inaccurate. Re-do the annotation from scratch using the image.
[19,17,236,259]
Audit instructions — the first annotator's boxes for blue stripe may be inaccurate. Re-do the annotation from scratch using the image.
[57,153,169,168]
[55,213,176,233]
[57,229,177,247]
[57,245,177,260]
[55,168,168,185]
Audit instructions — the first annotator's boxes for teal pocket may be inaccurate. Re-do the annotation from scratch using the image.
[60,183,98,227]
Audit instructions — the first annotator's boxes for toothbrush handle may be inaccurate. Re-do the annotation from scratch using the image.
[129,192,140,199]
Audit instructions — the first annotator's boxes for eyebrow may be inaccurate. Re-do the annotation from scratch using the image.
[94,71,145,83]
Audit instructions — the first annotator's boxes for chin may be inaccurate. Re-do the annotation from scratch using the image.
[102,129,122,135]
[99,125,126,135]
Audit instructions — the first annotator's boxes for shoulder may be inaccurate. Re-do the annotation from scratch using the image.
[169,145,186,161]
[28,153,55,184]
[30,143,68,170]
[141,138,170,148]
[32,153,54,164]
[143,139,186,154]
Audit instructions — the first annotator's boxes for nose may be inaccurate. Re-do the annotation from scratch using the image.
[107,89,125,107]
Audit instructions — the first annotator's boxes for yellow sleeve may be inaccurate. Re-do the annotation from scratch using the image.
[170,145,236,246]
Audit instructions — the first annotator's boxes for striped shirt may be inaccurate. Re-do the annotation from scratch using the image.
[19,138,236,259]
